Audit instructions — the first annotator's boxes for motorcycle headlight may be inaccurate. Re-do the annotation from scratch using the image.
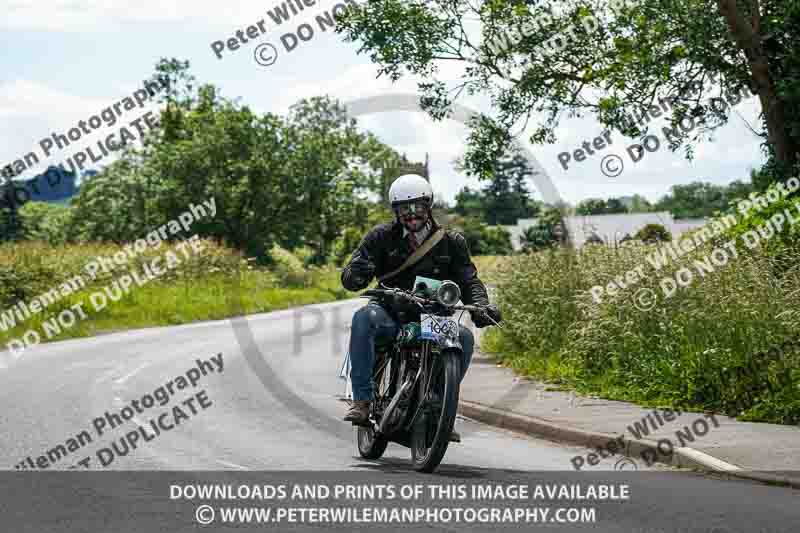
[436,281,461,307]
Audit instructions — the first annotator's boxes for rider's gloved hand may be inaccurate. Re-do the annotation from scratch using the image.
[471,304,502,328]
[349,258,376,288]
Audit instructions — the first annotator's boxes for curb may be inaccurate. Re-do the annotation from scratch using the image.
[457,399,800,489]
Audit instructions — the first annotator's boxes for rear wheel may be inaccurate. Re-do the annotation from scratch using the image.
[356,350,395,460]
[357,426,388,459]
[410,351,461,473]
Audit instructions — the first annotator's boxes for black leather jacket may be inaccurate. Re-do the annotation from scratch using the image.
[341,220,490,316]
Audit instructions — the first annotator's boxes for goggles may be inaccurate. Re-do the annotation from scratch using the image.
[394,200,429,216]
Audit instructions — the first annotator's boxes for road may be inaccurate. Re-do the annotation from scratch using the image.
[0,299,797,532]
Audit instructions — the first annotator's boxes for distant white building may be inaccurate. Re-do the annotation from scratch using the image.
[502,212,708,250]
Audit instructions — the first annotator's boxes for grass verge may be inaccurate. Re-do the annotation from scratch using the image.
[0,240,350,350]
[483,240,800,425]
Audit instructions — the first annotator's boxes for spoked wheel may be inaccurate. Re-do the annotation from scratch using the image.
[356,350,395,460]
[410,351,461,473]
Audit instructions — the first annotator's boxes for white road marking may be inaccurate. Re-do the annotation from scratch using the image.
[114,362,149,385]
[216,459,248,470]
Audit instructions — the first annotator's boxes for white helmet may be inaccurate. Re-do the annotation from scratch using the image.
[388,174,433,207]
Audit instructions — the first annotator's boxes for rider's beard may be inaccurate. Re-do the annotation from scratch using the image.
[401,213,428,233]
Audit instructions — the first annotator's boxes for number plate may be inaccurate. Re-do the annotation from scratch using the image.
[420,314,459,342]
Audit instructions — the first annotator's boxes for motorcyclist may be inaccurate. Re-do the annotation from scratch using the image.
[341,173,502,441]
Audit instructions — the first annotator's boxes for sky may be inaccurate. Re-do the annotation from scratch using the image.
[1,0,767,206]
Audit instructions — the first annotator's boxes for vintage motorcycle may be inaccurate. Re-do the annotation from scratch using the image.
[349,277,498,473]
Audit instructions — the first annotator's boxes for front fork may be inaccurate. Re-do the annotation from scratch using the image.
[374,341,432,436]
[374,340,461,436]
[406,340,453,432]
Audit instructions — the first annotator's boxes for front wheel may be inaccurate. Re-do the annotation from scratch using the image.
[410,351,461,473]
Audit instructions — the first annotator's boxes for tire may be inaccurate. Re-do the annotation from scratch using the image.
[410,351,461,473]
[357,426,389,459]
[356,350,395,460]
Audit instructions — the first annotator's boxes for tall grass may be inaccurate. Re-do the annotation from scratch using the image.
[485,238,800,424]
[0,240,348,348]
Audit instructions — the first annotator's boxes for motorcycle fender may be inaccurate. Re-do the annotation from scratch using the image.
[437,336,462,351]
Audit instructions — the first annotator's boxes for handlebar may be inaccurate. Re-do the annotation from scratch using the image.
[361,287,486,313]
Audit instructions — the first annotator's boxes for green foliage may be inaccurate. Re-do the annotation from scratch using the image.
[336,0,800,180]
[0,239,348,347]
[484,153,540,224]
[268,244,313,288]
[519,207,565,252]
[331,203,394,266]
[454,152,541,225]
[50,60,408,268]
[331,226,366,267]
[576,197,629,215]
[722,181,800,274]
[634,223,671,243]
[449,215,513,255]
[68,158,158,243]
[0,187,22,241]
[655,180,755,219]
[454,187,484,219]
[628,194,653,213]
[16,202,72,244]
[576,199,606,216]
[485,236,800,425]
[0,238,240,312]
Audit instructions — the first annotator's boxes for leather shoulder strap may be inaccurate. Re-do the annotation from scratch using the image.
[378,228,446,283]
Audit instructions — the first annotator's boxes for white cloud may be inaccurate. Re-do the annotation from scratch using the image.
[3,0,264,31]
[0,78,160,179]
[0,79,103,118]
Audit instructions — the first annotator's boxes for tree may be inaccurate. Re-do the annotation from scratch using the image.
[604,198,628,214]
[449,215,513,255]
[0,188,21,241]
[576,197,628,215]
[654,180,752,218]
[495,153,539,222]
[576,198,608,216]
[635,223,672,243]
[63,59,410,264]
[519,207,566,252]
[483,164,515,225]
[454,186,485,219]
[283,96,381,263]
[68,156,157,243]
[337,0,800,182]
[628,194,653,213]
[17,202,73,245]
[454,152,540,224]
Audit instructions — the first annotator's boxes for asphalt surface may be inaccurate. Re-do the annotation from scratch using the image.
[0,299,798,532]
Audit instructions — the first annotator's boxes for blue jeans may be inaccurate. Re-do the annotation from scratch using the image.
[349,303,474,401]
